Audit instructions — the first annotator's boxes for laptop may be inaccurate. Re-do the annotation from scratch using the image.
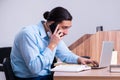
[92,41,114,69]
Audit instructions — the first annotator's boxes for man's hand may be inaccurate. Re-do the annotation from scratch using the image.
[77,57,99,67]
[48,25,64,51]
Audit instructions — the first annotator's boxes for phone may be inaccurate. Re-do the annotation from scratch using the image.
[49,23,58,33]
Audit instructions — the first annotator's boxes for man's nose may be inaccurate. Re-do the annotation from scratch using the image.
[64,29,69,35]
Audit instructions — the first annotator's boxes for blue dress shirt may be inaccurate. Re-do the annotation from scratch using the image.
[10,21,79,78]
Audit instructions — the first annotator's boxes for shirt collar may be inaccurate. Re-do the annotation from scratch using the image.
[37,21,48,38]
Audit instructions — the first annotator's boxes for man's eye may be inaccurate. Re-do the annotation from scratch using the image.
[62,26,70,29]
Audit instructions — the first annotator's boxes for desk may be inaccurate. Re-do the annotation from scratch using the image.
[54,68,120,80]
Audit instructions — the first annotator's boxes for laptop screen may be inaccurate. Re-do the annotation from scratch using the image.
[99,41,114,68]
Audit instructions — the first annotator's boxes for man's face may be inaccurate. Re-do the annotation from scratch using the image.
[58,20,72,35]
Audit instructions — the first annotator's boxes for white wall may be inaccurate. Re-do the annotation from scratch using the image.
[0,0,120,47]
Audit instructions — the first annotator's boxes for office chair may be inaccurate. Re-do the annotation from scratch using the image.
[0,47,11,71]
[3,57,16,80]
[0,47,11,63]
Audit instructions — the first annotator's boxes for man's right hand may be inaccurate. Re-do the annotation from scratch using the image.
[48,25,64,51]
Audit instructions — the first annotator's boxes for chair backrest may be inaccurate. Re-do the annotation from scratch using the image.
[0,47,11,63]
[3,57,16,80]
[0,47,11,72]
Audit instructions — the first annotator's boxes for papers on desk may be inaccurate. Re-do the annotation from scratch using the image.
[51,64,91,72]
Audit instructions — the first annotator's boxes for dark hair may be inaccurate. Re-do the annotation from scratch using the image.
[43,7,72,23]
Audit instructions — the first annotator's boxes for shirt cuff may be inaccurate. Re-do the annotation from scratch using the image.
[73,55,79,64]
[43,47,55,64]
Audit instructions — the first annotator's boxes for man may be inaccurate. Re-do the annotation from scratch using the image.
[10,6,98,80]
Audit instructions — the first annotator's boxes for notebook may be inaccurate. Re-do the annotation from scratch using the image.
[92,41,114,69]
[51,64,91,72]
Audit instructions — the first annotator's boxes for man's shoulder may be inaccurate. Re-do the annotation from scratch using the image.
[21,25,38,33]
